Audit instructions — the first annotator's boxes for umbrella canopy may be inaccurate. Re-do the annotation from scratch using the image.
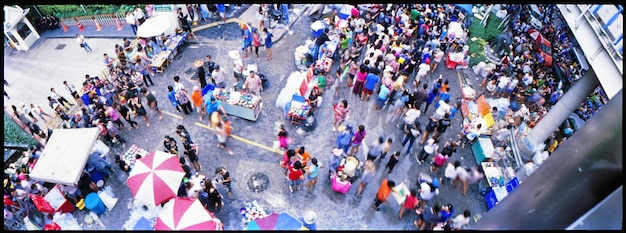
[528,29,544,44]
[246,212,304,230]
[127,150,185,206]
[155,198,223,230]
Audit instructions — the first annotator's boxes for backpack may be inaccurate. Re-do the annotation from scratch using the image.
[176,90,190,104]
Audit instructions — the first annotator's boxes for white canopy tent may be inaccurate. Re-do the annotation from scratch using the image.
[136,11,180,38]
[29,128,108,186]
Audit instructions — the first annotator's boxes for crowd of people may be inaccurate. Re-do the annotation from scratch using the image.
[34,15,61,33]
[5,3,605,230]
[299,4,489,230]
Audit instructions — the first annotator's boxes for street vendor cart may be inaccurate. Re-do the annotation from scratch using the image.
[212,87,263,121]
[285,94,310,125]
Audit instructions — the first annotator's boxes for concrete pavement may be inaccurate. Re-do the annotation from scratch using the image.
[4,4,489,230]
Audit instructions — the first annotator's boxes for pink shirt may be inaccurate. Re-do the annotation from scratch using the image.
[434,154,449,166]
[356,71,368,81]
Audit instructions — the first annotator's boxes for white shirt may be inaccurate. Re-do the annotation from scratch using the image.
[419,182,436,201]
[133,9,145,20]
[444,163,457,180]
[450,214,470,229]
[211,69,226,84]
[497,76,510,89]
[404,109,421,124]
[424,138,439,154]
[173,82,185,93]
[434,100,451,118]
[125,14,136,25]
[455,166,470,182]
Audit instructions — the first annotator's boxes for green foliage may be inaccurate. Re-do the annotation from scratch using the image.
[30,4,146,19]
[4,114,39,147]
[467,13,504,66]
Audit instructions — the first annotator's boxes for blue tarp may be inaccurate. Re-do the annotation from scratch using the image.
[455,4,473,14]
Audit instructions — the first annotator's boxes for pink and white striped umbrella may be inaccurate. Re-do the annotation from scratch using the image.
[155,198,223,230]
[127,150,185,206]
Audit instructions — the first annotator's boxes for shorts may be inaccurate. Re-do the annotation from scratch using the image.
[362,88,373,95]
[367,153,378,161]
[188,154,198,162]
[218,141,227,148]
[289,179,302,186]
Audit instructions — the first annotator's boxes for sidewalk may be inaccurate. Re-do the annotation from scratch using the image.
[37,4,308,46]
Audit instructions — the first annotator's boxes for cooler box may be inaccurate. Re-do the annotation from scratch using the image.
[85,192,106,215]
[311,21,327,37]
[202,84,215,97]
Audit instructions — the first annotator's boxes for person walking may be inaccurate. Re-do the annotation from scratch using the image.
[175,87,193,115]
[252,29,261,59]
[241,23,253,59]
[336,124,354,153]
[29,103,53,123]
[305,158,322,190]
[287,161,305,193]
[432,113,451,140]
[214,167,233,198]
[125,11,137,36]
[191,86,206,121]
[203,179,224,211]
[332,99,350,131]
[398,188,419,219]
[115,102,139,130]
[348,125,366,156]
[127,95,150,127]
[384,151,401,174]
[142,88,163,120]
[167,85,183,113]
[401,119,421,155]
[372,179,397,211]
[76,33,93,53]
[63,80,80,100]
[263,27,273,60]
[418,137,439,164]
[356,160,376,196]
[134,59,155,86]
[183,141,202,172]
[50,88,74,108]
[215,121,235,155]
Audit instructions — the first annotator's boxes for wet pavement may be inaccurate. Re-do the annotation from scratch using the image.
[4,4,488,230]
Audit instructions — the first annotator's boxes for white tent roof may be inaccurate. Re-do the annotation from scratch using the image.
[29,128,100,185]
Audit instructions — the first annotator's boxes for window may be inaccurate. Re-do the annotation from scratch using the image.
[16,22,32,39]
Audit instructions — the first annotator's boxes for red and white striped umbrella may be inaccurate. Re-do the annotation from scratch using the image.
[127,150,185,206]
[155,198,223,230]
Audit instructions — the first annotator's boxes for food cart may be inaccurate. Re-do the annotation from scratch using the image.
[285,94,310,125]
[212,88,263,121]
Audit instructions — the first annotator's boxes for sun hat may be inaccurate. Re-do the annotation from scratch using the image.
[303,211,317,224]
[193,59,204,68]
[228,50,241,60]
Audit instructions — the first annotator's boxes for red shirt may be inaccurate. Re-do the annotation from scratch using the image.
[288,167,303,181]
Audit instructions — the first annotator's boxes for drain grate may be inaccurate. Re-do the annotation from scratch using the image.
[55,44,67,50]
[184,68,195,76]
[247,172,270,193]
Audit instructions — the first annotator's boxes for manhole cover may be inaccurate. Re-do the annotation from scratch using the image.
[55,44,66,50]
[247,172,270,193]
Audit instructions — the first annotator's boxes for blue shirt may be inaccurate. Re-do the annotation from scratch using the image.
[265,32,273,48]
[168,91,178,106]
[205,99,221,114]
[378,84,390,100]
[364,73,379,91]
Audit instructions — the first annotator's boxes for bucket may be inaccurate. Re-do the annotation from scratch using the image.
[85,192,106,215]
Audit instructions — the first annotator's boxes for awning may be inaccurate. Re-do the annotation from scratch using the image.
[29,128,100,185]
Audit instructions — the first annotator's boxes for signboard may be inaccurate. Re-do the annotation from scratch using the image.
[154,4,173,12]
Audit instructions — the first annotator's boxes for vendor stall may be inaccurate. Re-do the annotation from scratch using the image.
[122,144,150,171]
[29,128,108,186]
[285,94,310,125]
[213,88,263,121]
[44,185,76,213]
[241,201,305,231]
